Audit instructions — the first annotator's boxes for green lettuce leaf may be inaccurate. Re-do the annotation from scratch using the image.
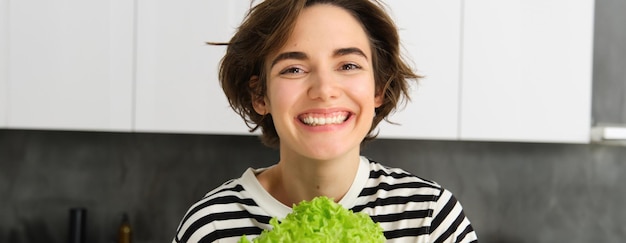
[239,196,385,243]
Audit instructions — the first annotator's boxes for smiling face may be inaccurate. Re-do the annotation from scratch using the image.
[253,3,383,161]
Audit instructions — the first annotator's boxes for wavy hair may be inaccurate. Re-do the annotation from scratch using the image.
[216,0,420,148]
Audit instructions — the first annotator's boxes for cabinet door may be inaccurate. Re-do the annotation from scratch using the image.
[0,0,7,128]
[7,0,134,131]
[135,0,253,135]
[460,0,594,143]
[376,0,462,140]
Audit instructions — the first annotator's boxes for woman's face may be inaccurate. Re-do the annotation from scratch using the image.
[254,4,382,161]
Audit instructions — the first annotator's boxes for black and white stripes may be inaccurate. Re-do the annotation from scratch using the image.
[173,157,478,243]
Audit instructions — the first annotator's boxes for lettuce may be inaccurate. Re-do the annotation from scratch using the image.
[239,196,385,243]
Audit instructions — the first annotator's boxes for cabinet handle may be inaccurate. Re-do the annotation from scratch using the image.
[591,124,626,146]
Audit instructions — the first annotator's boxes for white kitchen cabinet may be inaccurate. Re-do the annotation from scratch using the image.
[6,0,134,131]
[0,0,8,128]
[3,0,595,144]
[381,0,594,143]
[376,1,462,140]
[134,0,253,134]
[460,0,594,143]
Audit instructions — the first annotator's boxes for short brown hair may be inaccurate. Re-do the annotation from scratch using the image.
[217,0,420,148]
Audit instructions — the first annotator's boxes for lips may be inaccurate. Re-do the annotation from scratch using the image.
[298,111,351,126]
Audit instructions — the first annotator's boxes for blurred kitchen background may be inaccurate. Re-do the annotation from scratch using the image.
[1,0,625,242]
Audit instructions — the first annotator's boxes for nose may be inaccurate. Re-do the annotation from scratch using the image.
[307,69,341,101]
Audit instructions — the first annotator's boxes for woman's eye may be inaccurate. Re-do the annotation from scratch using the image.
[279,67,305,75]
[340,63,361,71]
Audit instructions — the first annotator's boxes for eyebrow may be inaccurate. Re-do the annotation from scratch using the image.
[270,47,369,68]
[271,52,308,67]
[334,47,368,59]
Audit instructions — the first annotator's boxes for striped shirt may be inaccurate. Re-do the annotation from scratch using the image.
[173,156,478,243]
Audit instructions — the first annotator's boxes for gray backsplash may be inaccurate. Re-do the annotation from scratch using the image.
[2,0,626,242]
[2,131,626,243]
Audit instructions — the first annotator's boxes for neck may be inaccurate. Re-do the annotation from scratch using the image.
[260,151,361,207]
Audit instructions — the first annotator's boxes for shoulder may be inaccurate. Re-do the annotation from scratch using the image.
[361,158,443,198]
[366,158,438,184]
[353,158,445,218]
[355,158,478,242]
[173,177,270,243]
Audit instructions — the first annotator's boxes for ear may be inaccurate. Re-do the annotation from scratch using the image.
[250,75,269,115]
[374,91,384,108]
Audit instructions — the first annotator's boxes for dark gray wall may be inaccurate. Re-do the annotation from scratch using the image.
[593,0,626,123]
[2,132,626,243]
[2,0,625,242]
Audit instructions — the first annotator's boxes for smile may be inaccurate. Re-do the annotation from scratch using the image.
[298,111,351,126]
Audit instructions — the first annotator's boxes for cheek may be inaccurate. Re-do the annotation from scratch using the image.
[346,77,378,104]
[266,82,300,112]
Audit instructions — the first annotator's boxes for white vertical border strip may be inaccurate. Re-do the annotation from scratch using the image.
[456,0,465,140]
[109,0,135,131]
[579,0,596,143]
[132,0,138,131]
[133,0,157,131]
[0,0,8,127]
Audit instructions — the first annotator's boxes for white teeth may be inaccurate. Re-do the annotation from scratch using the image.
[301,113,348,126]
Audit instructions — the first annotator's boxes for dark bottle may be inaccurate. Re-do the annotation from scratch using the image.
[118,213,132,243]
[68,208,86,243]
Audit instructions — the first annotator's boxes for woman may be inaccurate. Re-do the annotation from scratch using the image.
[173,0,478,242]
